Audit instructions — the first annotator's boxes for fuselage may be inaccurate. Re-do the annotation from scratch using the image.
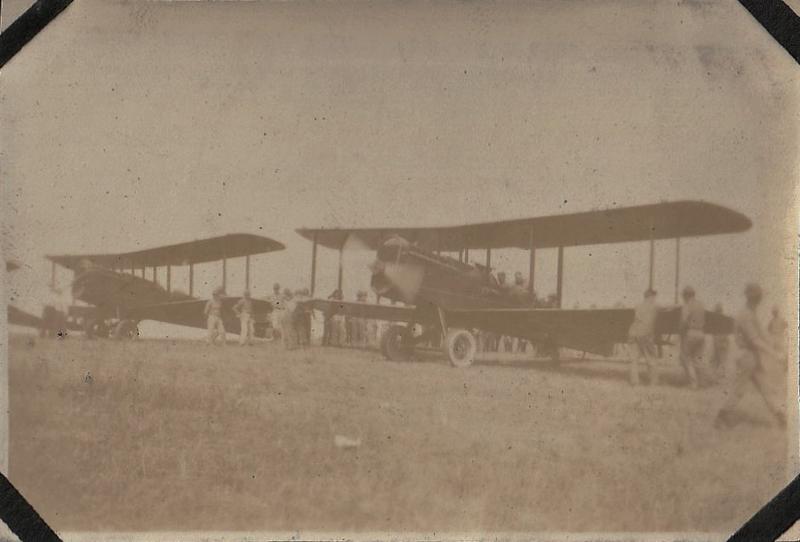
[370,237,533,311]
[71,267,192,317]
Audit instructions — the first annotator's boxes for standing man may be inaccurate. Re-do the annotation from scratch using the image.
[679,286,707,389]
[327,289,347,347]
[715,283,786,428]
[628,288,659,386]
[293,288,312,347]
[268,283,283,341]
[280,288,298,350]
[204,287,227,346]
[233,290,254,346]
[350,290,369,348]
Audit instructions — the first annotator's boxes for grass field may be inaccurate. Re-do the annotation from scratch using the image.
[7,333,792,535]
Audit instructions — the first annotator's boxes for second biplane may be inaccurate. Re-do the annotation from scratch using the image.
[296,200,751,367]
[46,233,285,339]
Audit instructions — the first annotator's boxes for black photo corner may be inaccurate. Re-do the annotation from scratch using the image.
[0,0,798,540]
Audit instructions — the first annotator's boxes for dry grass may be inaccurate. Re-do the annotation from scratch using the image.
[7,334,790,534]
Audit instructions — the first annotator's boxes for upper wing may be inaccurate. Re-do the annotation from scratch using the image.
[127,297,273,332]
[301,298,417,323]
[296,200,751,252]
[47,233,285,271]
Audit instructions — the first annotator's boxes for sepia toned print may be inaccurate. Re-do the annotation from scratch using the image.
[2,0,798,538]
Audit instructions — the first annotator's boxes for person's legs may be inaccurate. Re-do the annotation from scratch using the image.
[207,316,217,344]
[643,338,658,385]
[716,352,756,426]
[752,367,786,426]
[680,337,699,389]
[239,315,249,345]
[215,318,226,345]
[629,341,641,386]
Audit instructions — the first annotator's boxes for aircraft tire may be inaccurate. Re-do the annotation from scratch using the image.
[84,318,109,339]
[445,328,476,368]
[380,324,413,361]
[113,319,140,340]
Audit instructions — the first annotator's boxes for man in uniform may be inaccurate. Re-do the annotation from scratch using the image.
[326,289,346,347]
[280,288,298,350]
[715,283,786,428]
[204,287,227,346]
[268,283,283,341]
[679,286,707,389]
[233,290,254,346]
[349,290,369,348]
[628,288,659,386]
[293,288,312,347]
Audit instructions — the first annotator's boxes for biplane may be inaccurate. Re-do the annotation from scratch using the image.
[296,200,751,367]
[45,233,284,339]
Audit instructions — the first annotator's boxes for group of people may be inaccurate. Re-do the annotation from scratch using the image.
[627,282,788,428]
[203,283,377,350]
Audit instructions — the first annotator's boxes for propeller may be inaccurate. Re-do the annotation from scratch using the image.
[379,260,424,303]
[368,236,424,303]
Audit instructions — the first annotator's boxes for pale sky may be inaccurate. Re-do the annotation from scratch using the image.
[2,0,798,337]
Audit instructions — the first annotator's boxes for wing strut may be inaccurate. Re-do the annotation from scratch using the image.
[337,245,343,291]
[674,237,681,304]
[648,238,655,290]
[528,226,535,296]
[556,246,564,308]
[310,232,318,296]
[245,255,250,290]
[222,257,227,292]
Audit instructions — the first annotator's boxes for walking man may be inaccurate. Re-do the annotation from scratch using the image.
[205,287,227,346]
[628,288,659,386]
[233,290,254,346]
[715,283,786,428]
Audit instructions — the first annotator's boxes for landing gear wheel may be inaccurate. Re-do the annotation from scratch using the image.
[112,319,140,340]
[536,339,560,364]
[84,319,110,339]
[544,340,560,365]
[380,324,413,361]
[445,329,477,368]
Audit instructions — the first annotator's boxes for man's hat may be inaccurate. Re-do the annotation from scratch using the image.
[213,286,225,296]
[744,282,762,300]
[644,288,657,298]
[273,282,281,290]
[682,286,695,298]
[243,290,251,297]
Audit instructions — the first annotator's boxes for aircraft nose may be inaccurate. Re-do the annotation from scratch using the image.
[369,259,391,295]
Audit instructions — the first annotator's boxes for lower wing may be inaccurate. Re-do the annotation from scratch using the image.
[302,298,418,323]
[127,297,273,332]
[447,306,734,356]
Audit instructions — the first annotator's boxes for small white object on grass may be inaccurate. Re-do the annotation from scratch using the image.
[334,435,361,449]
